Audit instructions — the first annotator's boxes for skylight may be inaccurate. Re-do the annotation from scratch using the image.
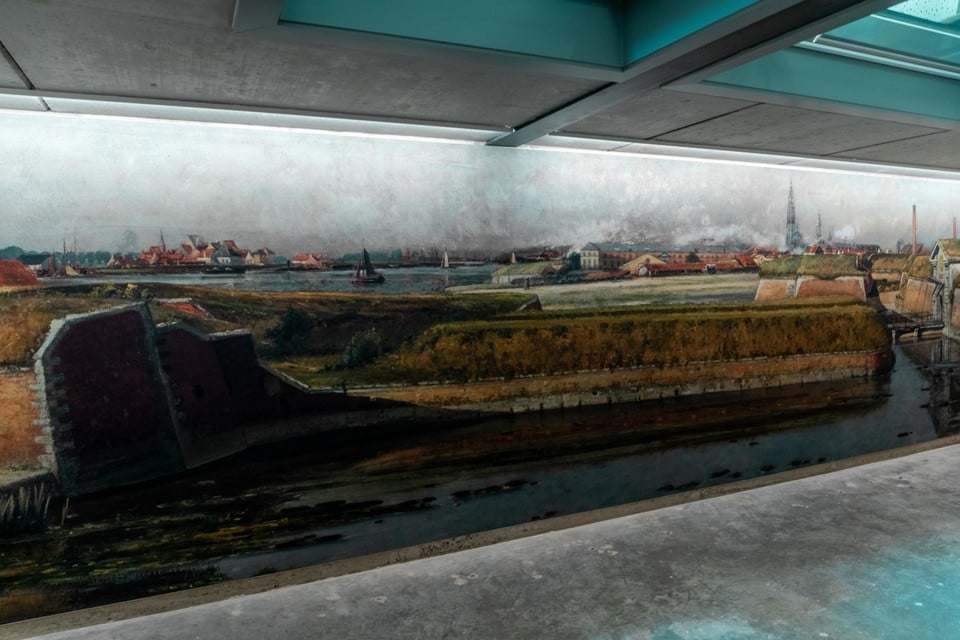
[800,0,960,79]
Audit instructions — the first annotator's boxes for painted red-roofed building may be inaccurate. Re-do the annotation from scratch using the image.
[257,248,277,265]
[642,262,707,276]
[138,246,184,267]
[180,235,218,264]
[291,253,332,269]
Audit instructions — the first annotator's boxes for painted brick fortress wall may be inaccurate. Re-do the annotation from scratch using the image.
[155,325,339,467]
[30,304,404,496]
[36,306,184,496]
[156,325,249,468]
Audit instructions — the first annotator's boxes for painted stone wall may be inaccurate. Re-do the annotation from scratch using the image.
[795,276,866,300]
[0,370,46,470]
[156,325,248,468]
[363,349,892,412]
[757,276,866,301]
[157,324,339,467]
[897,278,937,316]
[950,297,960,334]
[754,279,791,301]
[36,306,184,496]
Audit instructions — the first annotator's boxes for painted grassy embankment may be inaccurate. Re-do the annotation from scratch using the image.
[280,297,888,385]
[0,286,531,366]
[274,298,893,410]
[758,254,865,279]
[390,299,888,380]
[1,287,891,418]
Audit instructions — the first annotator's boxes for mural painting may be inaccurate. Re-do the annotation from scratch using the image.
[0,115,956,625]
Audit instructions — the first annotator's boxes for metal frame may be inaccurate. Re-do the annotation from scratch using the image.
[488,0,896,147]
[672,46,960,129]
[231,0,285,32]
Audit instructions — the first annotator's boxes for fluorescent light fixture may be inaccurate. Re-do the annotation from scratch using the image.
[3,90,960,184]
[0,90,501,144]
[0,94,47,111]
[531,135,960,183]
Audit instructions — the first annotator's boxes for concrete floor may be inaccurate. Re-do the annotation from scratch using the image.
[14,442,960,639]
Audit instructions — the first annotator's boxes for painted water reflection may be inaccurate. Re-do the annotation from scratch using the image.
[216,341,939,578]
[2,336,955,622]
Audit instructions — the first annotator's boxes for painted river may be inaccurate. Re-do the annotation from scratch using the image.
[42,265,501,294]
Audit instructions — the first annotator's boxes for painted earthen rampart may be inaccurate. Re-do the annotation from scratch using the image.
[358,350,891,411]
[17,302,893,496]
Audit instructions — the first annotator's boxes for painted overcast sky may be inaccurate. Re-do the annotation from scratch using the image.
[2,109,958,256]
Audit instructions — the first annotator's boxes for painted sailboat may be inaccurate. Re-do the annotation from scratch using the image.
[352,247,385,285]
[441,249,455,269]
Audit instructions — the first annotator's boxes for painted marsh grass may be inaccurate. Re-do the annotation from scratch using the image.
[0,482,52,535]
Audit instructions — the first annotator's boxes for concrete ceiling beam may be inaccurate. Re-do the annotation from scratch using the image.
[487,0,902,147]
[231,0,285,33]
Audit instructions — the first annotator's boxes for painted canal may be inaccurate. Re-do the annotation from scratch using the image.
[1,337,957,623]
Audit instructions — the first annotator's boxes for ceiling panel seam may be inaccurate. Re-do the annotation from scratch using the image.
[672,81,960,132]
[640,102,760,140]
[0,38,47,110]
[547,134,960,176]
[825,129,951,156]
[0,39,29,89]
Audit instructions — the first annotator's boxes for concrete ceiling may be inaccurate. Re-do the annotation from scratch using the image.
[1,0,958,174]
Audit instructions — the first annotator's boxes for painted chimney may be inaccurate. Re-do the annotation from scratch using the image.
[912,205,917,256]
